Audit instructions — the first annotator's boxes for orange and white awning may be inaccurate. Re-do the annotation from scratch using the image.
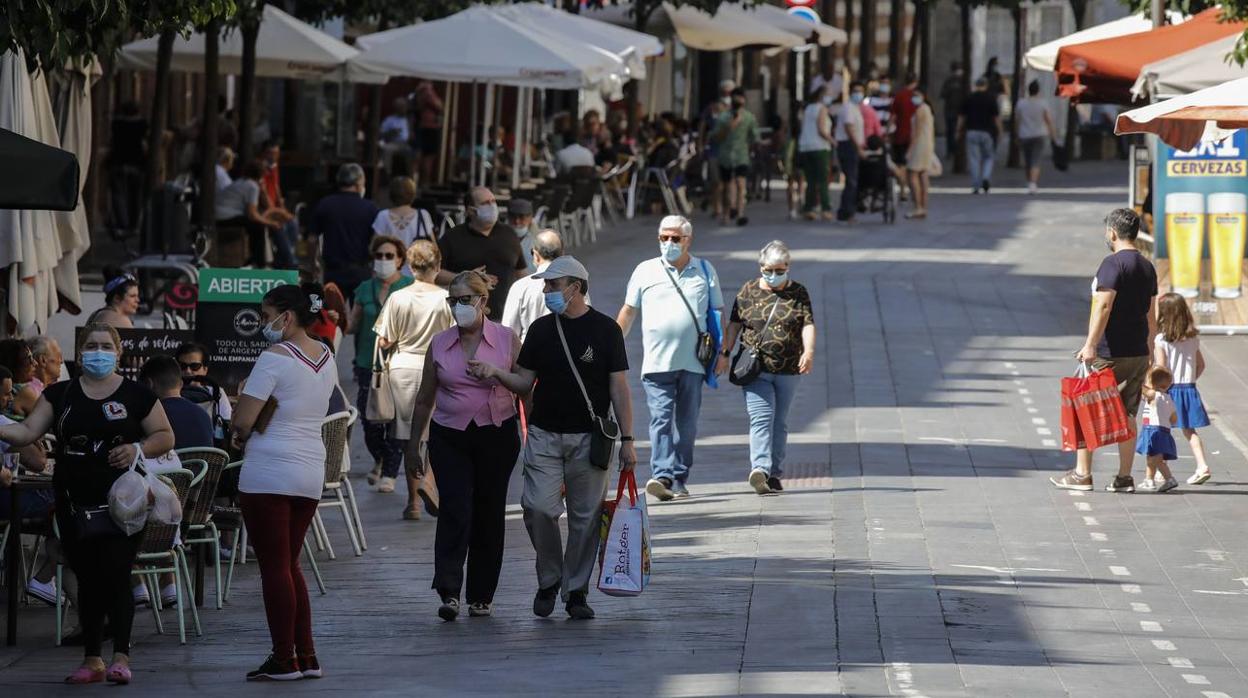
[1115,76,1248,150]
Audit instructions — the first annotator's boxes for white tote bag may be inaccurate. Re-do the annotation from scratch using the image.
[597,471,651,597]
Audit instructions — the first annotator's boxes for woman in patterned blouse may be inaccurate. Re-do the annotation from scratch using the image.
[715,240,816,495]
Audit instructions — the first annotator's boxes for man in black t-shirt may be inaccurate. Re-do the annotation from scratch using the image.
[467,256,635,621]
[957,78,1002,194]
[437,186,528,319]
[1052,208,1158,494]
[140,356,214,449]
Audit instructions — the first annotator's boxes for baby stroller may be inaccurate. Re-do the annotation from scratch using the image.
[857,135,898,223]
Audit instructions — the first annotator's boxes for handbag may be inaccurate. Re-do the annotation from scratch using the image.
[1060,362,1132,451]
[662,263,715,366]
[729,298,781,387]
[555,315,619,470]
[597,470,651,597]
[70,502,123,541]
[365,341,396,422]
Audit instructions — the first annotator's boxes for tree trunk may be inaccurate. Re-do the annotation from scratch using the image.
[199,19,221,229]
[1007,6,1023,168]
[956,0,971,174]
[820,0,837,71]
[1063,0,1088,160]
[858,0,875,77]
[144,30,176,194]
[889,0,904,79]
[918,2,931,90]
[365,16,391,192]
[843,0,855,73]
[237,4,264,169]
[907,0,920,77]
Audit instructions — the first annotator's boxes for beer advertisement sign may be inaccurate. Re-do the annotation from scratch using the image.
[1153,130,1248,332]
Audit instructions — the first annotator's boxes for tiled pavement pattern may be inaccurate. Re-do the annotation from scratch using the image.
[3,163,1248,696]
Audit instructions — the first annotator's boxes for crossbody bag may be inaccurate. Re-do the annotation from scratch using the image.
[662,263,716,366]
[53,380,125,541]
[555,315,620,470]
[729,297,781,387]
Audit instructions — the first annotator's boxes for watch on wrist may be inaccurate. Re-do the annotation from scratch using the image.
[721,348,732,357]
[620,436,634,442]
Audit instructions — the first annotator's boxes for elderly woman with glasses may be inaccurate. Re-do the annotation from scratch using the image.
[715,240,816,495]
[347,235,413,494]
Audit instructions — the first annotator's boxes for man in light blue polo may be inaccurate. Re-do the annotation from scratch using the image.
[617,215,723,501]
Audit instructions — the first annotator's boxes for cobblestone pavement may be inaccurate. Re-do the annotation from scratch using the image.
[3,162,1248,696]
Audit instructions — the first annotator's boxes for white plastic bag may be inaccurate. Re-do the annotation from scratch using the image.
[144,449,183,526]
[597,471,651,597]
[108,448,151,536]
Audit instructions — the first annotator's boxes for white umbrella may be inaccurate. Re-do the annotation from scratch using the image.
[583,1,843,50]
[119,4,383,82]
[497,3,663,79]
[49,59,101,315]
[1131,33,1248,100]
[746,3,847,48]
[1024,11,1186,72]
[1115,76,1248,151]
[349,6,626,89]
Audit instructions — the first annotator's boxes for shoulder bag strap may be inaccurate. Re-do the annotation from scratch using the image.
[554,315,597,423]
[661,263,702,332]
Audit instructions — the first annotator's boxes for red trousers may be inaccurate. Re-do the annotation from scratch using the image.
[240,493,319,659]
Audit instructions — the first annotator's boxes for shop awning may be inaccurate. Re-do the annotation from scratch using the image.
[1132,33,1248,100]
[1024,12,1185,73]
[1116,75,1248,150]
[583,1,844,51]
[1055,8,1246,104]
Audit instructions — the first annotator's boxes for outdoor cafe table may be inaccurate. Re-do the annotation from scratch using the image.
[5,474,53,646]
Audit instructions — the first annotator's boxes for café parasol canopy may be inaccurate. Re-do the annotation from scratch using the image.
[1024,12,1186,72]
[497,3,663,78]
[1054,8,1246,104]
[582,1,844,51]
[1115,76,1248,151]
[1131,33,1248,100]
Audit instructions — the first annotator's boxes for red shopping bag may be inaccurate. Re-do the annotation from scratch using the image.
[1060,366,1132,451]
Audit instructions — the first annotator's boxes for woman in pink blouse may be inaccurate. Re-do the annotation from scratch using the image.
[407,271,521,621]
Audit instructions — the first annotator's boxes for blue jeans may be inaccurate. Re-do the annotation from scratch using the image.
[836,140,860,221]
[743,373,801,478]
[272,219,299,269]
[642,370,703,483]
[966,130,995,189]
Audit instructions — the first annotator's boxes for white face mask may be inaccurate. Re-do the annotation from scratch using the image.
[374,259,397,278]
[452,302,479,328]
[475,203,499,226]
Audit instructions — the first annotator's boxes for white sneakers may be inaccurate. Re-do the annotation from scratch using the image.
[748,469,772,495]
[1187,469,1212,485]
[377,476,396,494]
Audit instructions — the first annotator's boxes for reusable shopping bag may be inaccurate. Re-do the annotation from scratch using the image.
[597,470,651,597]
[1060,364,1132,452]
[366,343,396,422]
[142,450,183,526]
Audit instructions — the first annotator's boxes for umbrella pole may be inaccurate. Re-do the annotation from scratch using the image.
[481,83,494,189]
[512,86,524,191]
[439,82,453,186]
[491,83,502,191]
[470,81,479,187]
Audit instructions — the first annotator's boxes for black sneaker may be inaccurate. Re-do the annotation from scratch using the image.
[767,476,783,492]
[297,655,322,679]
[566,591,595,620]
[533,582,560,618]
[438,596,460,621]
[983,180,991,194]
[1105,475,1135,493]
[246,655,302,681]
[736,216,748,226]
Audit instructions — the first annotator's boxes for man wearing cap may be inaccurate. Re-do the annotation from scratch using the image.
[437,186,528,320]
[467,255,636,620]
[508,198,538,274]
[617,215,723,501]
[308,162,379,300]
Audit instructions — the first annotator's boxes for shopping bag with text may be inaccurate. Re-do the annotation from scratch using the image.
[597,470,651,597]
[1069,366,1132,451]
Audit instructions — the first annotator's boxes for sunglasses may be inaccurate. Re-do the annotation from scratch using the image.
[179,362,205,372]
[374,252,398,260]
[446,295,479,307]
[760,267,788,274]
[658,234,685,243]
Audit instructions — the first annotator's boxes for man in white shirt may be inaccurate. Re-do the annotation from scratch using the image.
[555,126,596,174]
[836,82,867,224]
[215,146,235,193]
[502,229,567,342]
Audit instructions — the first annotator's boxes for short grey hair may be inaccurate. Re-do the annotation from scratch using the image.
[759,240,790,267]
[336,162,365,188]
[659,214,692,238]
[533,229,563,262]
[26,335,56,358]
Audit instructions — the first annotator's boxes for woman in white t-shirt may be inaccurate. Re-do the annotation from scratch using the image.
[372,176,435,274]
[231,285,338,682]
[1014,81,1055,194]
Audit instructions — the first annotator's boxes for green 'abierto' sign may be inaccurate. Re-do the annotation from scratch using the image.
[197,268,299,304]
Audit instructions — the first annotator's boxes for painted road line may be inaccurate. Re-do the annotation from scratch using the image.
[1122,584,1142,594]
[1036,427,1053,435]
[1153,640,1177,651]
[1090,532,1109,542]
[1042,438,1057,447]
[1197,549,1228,562]
[1068,490,1086,497]
[1140,621,1164,632]
[1131,602,1152,613]
[1202,692,1232,698]
[1031,417,1046,425]
[1026,407,1039,414]
[1018,388,1031,395]
[1110,566,1131,576]
[1167,657,1195,669]
[1083,517,1100,526]
[1022,397,1034,405]
[1075,502,1092,511]
[1182,674,1211,685]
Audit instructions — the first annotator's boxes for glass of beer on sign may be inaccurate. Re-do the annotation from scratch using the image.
[1165,192,1205,298]
[1208,192,1246,299]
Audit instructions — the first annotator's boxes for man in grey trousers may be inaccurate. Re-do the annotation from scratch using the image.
[468,256,636,620]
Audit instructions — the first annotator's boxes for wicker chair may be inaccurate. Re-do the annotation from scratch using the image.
[176,447,230,609]
[311,411,362,559]
[134,466,202,644]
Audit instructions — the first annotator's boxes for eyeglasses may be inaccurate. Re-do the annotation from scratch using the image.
[446,295,479,307]
[179,362,205,372]
[657,234,685,243]
[374,252,398,260]
[760,267,789,275]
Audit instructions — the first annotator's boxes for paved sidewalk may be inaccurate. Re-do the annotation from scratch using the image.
[3,161,1247,696]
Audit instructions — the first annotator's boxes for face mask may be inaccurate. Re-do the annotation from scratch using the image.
[762,272,788,288]
[720,96,731,106]
[879,84,892,95]
[544,288,570,315]
[261,313,288,344]
[374,259,397,278]
[80,351,117,379]
[660,240,682,263]
[475,203,499,225]
[452,302,479,328]
[850,93,865,105]
[911,95,923,106]
[822,96,834,107]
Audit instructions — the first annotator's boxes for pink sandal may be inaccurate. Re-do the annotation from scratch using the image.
[64,666,105,684]
[106,662,132,685]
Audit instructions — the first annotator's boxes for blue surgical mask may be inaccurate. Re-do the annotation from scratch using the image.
[261,314,287,344]
[850,93,865,105]
[879,83,892,95]
[81,350,117,379]
[762,272,788,288]
[660,240,682,263]
[911,95,923,106]
[543,288,569,315]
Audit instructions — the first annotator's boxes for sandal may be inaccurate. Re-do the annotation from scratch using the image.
[1187,469,1212,485]
[402,506,421,521]
[65,665,105,684]
[106,662,132,685]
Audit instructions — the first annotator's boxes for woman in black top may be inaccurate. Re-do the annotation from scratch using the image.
[0,323,173,685]
[715,240,816,496]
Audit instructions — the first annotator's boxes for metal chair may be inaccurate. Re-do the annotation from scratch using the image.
[310,411,362,559]
[176,447,230,609]
[339,408,366,551]
[133,466,201,644]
